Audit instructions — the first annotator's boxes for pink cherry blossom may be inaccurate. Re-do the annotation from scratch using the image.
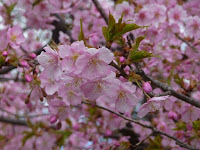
[76,47,114,79]
[7,25,25,49]
[168,6,187,26]
[138,96,169,118]
[37,45,62,80]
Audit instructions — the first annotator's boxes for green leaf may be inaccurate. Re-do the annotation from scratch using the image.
[193,120,200,131]
[129,50,156,62]
[108,13,116,30]
[0,134,6,141]
[78,19,86,45]
[133,36,146,51]
[56,130,72,147]
[115,23,142,38]
[173,74,184,87]
[32,0,44,7]
[22,131,34,146]
[145,136,162,150]
[0,56,5,66]
[102,27,109,41]
[173,122,187,131]
[116,141,130,150]
[5,3,16,14]
[102,13,144,46]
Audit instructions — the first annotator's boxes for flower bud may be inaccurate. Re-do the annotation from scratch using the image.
[167,111,178,120]
[2,51,8,57]
[19,60,28,67]
[50,115,57,124]
[124,66,130,74]
[25,74,32,82]
[28,53,36,59]
[119,56,125,63]
[142,82,152,93]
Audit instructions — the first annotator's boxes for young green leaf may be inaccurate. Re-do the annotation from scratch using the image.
[129,50,156,62]
[133,36,146,51]
[78,19,86,45]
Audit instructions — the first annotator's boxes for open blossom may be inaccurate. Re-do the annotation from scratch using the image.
[113,1,134,21]
[101,79,137,113]
[168,6,187,26]
[48,99,70,121]
[147,4,167,27]
[7,25,25,49]
[37,45,62,80]
[76,47,114,79]
[181,105,200,123]
[58,84,84,106]
[138,96,169,118]
[185,16,200,39]
[58,41,86,73]
[135,7,152,26]
[39,71,60,95]
[81,72,117,101]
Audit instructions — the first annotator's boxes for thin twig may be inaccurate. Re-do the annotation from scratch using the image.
[82,101,198,150]
[91,0,108,24]
[0,116,27,126]
[0,107,49,118]
[175,34,198,53]
[137,68,200,108]
[133,132,153,149]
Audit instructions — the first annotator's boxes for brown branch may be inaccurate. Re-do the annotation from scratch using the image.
[137,68,200,108]
[0,116,27,126]
[175,34,198,53]
[91,0,108,24]
[82,101,198,150]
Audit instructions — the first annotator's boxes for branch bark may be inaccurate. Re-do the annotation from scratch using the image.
[137,68,200,108]
[0,116,27,126]
[91,0,108,24]
[82,101,198,150]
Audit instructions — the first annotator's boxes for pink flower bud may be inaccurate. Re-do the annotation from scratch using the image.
[28,53,36,59]
[124,66,130,74]
[2,51,8,57]
[119,76,127,82]
[167,111,178,120]
[25,74,32,82]
[73,124,80,130]
[50,115,57,124]
[119,56,126,63]
[105,129,112,136]
[19,60,28,67]
[142,82,152,93]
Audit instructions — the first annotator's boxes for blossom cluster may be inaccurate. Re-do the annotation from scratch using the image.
[37,41,138,121]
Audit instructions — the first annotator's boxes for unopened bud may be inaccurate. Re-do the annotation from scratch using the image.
[19,60,28,67]
[50,115,57,124]
[119,56,126,63]
[2,51,8,57]
[167,111,178,120]
[142,82,152,93]
[25,74,32,82]
[28,53,36,59]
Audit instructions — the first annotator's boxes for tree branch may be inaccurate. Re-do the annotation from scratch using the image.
[175,33,198,53]
[136,68,200,108]
[82,101,198,150]
[91,0,108,24]
[0,116,27,126]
